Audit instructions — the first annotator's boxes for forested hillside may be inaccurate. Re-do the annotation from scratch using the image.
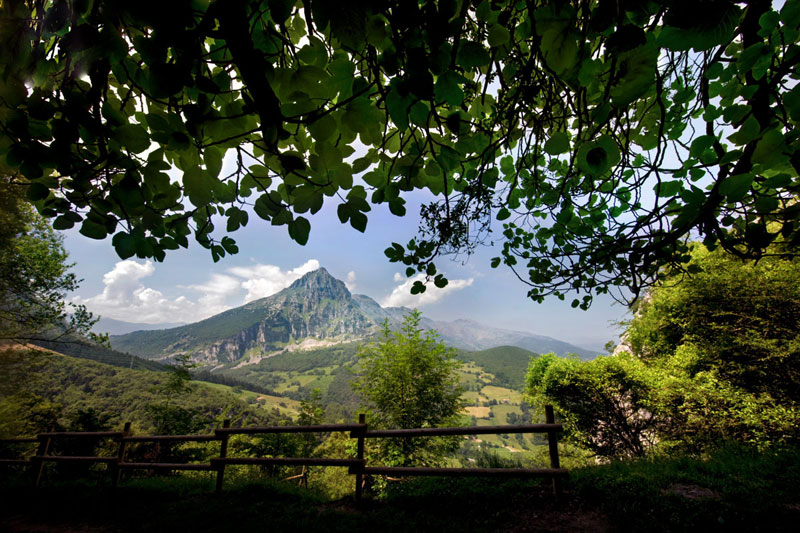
[0,347,286,438]
[31,338,164,371]
[457,345,537,390]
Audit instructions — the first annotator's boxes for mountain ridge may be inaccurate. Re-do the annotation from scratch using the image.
[109,268,596,364]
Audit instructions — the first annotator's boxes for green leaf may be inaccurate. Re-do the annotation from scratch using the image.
[658,5,740,51]
[205,146,223,177]
[719,173,754,202]
[386,81,413,130]
[254,192,281,221]
[544,132,570,155]
[308,114,337,142]
[183,166,215,207]
[289,216,311,245]
[26,182,50,201]
[114,124,150,154]
[221,236,239,254]
[576,136,621,177]
[654,180,682,198]
[784,85,800,122]
[268,0,294,23]
[409,101,430,126]
[782,0,800,26]
[52,215,75,230]
[350,211,367,232]
[389,198,406,216]
[112,232,137,259]
[539,28,578,74]
[578,59,601,88]
[337,203,350,224]
[752,129,788,167]
[737,43,768,77]
[488,25,510,47]
[456,41,491,69]
[366,15,387,46]
[79,220,108,240]
[610,44,657,107]
[690,135,717,158]
[727,116,761,146]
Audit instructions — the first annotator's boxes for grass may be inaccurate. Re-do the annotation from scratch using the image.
[194,381,301,417]
[490,403,517,424]
[480,385,523,403]
[464,406,491,418]
[569,444,800,532]
[2,444,798,532]
[461,390,487,404]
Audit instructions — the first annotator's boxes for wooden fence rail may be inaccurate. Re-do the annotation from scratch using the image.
[0,406,566,500]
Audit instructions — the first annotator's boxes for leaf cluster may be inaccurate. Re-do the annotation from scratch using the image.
[3,1,800,306]
[0,178,99,343]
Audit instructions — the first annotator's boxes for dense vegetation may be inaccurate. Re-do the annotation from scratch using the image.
[0,178,98,344]
[3,1,799,307]
[353,311,465,468]
[32,338,164,371]
[527,245,800,458]
[457,345,536,390]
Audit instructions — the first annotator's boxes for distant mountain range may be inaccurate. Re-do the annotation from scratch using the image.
[109,268,597,365]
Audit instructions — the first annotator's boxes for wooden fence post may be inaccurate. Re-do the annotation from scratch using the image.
[355,413,366,503]
[544,405,561,497]
[113,422,131,488]
[33,430,52,488]
[215,419,230,494]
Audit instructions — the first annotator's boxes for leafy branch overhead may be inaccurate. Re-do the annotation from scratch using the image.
[1,0,799,305]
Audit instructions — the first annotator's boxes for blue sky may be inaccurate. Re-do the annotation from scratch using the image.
[63,186,627,352]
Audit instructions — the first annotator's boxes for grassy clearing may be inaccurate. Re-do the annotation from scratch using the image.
[569,444,800,532]
[464,406,490,418]
[3,445,796,532]
[194,381,301,417]
[461,390,487,404]
[481,385,522,403]
[490,404,517,424]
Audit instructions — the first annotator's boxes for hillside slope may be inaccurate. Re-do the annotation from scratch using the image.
[0,347,285,437]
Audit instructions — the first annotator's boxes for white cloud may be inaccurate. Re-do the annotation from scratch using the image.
[381,273,474,308]
[73,260,220,324]
[229,259,320,302]
[345,271,357,292]
[76,259,323,325]
[184,273,242,312]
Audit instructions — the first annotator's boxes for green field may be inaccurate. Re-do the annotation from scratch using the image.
[481,385,523,404]
[195,381,301,417]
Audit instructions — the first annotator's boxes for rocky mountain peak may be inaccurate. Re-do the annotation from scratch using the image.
[110,266,596,365]
[288,267,351,301]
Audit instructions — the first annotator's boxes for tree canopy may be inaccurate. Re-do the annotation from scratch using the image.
[0,177,98,343]
[352,311,463,466]
[526,245,800,457]
[1,0,799,305]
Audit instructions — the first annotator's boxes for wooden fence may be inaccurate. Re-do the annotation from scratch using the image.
[0,406,567,500]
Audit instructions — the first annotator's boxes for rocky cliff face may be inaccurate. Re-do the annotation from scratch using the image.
[112,268,386,365]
